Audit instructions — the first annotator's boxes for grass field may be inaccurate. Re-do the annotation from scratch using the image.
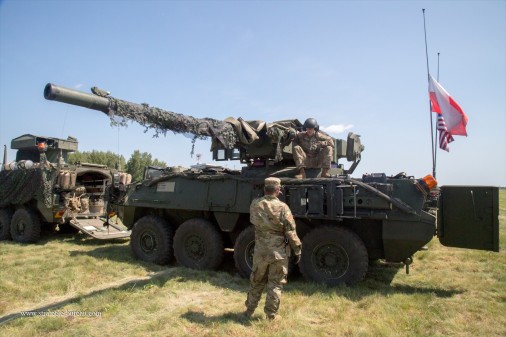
[0,190,504,337]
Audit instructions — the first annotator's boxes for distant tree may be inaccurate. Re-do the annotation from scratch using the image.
[126,150,167,182]
[68,150,126,169]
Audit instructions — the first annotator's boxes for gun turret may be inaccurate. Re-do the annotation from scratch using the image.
[44,83,363,176]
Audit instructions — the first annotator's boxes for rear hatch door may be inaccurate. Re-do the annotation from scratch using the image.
[437,186,499,252]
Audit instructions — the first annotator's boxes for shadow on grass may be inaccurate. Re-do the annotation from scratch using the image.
[67,244,171,273]
[181,310,253,327]
[61,243,465,300]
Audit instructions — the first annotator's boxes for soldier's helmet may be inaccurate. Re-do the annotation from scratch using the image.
[303,118,319,131]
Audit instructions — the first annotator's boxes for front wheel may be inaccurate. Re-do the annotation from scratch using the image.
[0,208,13,240]
[299,226,368,286]
[131,215,174,265]
[10,207,41,243]
[174,218,224,270]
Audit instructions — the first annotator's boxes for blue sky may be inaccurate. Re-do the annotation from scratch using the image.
[1,0,505,186]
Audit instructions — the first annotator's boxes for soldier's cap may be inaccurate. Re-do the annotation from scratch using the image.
[264,177,281,188]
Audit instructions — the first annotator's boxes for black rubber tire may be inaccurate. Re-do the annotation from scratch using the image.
[10,207,41,243]
[131,215,174,265]
[233,225,256,278]
[299,226,368,286]
[0,208,13,240]
[174,218,224,270]
[233,225,298,279]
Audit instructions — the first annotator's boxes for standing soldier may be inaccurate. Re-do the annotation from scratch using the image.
[292,118,334,179]
[244,177,302,321]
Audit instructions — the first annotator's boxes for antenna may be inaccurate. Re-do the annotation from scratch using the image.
[117,125,121,170]
[433,52,441,177]
[422,8,436,178]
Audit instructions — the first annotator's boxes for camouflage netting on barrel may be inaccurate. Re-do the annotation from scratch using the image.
[0,169,54,208]
[106,97,297,159]
[107,98,239,149]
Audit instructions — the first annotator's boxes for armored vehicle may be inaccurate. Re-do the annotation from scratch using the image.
[44,83,499,285]
[0,134,131,243]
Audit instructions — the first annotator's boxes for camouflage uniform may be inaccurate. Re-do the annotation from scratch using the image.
[245,177,302,319]
[292,131,334,169]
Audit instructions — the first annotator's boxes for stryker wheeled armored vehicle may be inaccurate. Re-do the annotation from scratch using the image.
[44,83,499,286]
[0,134,131,243]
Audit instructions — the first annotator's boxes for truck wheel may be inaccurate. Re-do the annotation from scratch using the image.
[0,208,13,240]
[233,225,298,279]
[174,218,224,270]
[233,225,255,278]
[131,215,174,265]
[299,226,368,286]
[10,207,41,243]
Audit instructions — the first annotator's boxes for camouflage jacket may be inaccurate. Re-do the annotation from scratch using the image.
[292,131,334,156]
[250,195,302,262]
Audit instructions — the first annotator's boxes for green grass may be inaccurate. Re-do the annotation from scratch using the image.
[0,190,505,337]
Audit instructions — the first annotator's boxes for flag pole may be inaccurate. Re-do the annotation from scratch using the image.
[434,52,440,176]
[422,8,436,178]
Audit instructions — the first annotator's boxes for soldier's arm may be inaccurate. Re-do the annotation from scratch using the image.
[318,133,334,148]
[292,132,302,146]
[282,206,302,255]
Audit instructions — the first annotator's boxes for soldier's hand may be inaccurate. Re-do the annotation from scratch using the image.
[294,254,301,265]
[318,141,329,148]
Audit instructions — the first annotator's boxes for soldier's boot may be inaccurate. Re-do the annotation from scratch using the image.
[321,168,331,178]
[243,308,255,318]
[295,167,305,179]
[267,314,282,321]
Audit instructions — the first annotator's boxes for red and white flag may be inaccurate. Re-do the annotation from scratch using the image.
[428,74,468,151]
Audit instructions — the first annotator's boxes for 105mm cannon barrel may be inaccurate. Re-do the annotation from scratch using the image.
[44,83,238,147]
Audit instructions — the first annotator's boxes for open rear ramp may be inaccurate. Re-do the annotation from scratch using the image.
[69,218,131,239]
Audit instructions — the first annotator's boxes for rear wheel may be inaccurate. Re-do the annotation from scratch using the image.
[0,208,13,240]
[131,215,174,265]
[174,218,224,270]
[234,225,256,278]
[10,207,41,243]
[299,226,368,286]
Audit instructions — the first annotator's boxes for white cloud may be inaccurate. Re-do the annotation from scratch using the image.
[320,124,354,135]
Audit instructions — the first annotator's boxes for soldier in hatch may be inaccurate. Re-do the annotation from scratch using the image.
[244,177,302,321]
[292,118,334,178]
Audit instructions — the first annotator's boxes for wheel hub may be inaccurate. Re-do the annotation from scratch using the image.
[312,243,349,278]
[16,220,26,234]
[186,235,205,260]
[140,231,157,254]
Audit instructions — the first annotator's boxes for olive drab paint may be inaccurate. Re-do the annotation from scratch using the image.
[43,83,500,286]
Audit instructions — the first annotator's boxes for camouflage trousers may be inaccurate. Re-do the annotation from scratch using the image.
[245,258,288,317]
[293,145,333,169]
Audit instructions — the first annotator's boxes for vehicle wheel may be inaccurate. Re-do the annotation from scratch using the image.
[234,225,255,278]
[131,215,174,265]
[0,208,13,240]
[299,226,368,286]
[174,218,224,270]
[10,207,41,243]
[234,225,298,279]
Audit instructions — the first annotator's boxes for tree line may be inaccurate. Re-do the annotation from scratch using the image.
[68,150,167,182]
